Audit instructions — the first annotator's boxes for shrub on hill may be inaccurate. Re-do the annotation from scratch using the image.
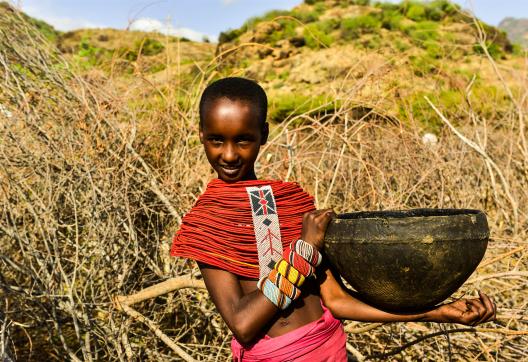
[269,93,339,122]
[218,27,246,44]
[304,20,336,48]
[291,8,321,23]
[341,15,381,40]
[405,3,427,22]
[137,38,165,56]
[73,38,108,69]
[219,7,323,46]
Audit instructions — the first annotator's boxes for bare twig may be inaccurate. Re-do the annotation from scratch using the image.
[119,303,197,362]
[114,278,206,309]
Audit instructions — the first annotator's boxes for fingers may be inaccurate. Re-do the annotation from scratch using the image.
[301,209,336,250]
[465,299,487,326]
[478,291,497,323]
[303,209,335,224]
[305,208,335,217]
[318,209,335,225]
[460,292,496,326]
[447,299,469,313]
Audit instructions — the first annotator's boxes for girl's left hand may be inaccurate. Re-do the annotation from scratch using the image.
[300,209,336,251]
[426,291,496,326]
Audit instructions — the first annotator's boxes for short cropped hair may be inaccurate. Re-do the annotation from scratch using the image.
[199,77,268,127]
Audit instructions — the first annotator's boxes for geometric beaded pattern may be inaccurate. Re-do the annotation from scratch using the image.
[291,239,322,267]
[246,185,283,279]
[284,248,315,278]
[258,277,292,310]
[275,259,305,287]
[268,269,301,300]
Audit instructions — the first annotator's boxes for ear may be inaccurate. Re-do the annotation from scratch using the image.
[261,122,269,145]
[199,125,205,144]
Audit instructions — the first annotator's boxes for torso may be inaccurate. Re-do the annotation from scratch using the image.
[239,277,324,337]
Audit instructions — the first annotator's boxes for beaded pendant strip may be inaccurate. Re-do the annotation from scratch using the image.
[246,185,283,279]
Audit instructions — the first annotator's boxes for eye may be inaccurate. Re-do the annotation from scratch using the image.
[236,136,255,145]
[207,136,223,145]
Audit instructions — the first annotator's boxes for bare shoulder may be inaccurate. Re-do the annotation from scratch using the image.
[198,262,244,298]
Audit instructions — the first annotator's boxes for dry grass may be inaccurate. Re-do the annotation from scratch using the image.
[0,6,527,361]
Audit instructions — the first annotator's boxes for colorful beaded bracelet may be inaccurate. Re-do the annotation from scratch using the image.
[275,259,306,286]
[268,268,301,300]
[283,247,315,278]
[291,239,323,267]
[257,277,292,310]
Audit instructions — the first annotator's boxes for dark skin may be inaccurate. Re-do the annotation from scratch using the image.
[198,98,496,345]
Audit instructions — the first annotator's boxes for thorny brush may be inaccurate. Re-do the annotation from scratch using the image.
[0,6,527,361]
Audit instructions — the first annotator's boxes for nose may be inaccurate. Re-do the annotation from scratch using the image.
[222,142,239,164]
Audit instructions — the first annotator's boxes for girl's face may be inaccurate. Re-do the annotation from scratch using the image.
[199,98,268,182]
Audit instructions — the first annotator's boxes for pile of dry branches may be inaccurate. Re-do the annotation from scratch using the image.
[1,7,527,361]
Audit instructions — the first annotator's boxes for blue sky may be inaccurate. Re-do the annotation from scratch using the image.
[15,0,528,42]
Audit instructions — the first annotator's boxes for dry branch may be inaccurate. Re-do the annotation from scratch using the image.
[119,303,197,362]
[344,322,384,334]
[114,277,206,309]
[425,96,519,231]
[1,5,527,361]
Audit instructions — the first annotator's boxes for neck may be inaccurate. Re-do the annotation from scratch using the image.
[242,169,257,181]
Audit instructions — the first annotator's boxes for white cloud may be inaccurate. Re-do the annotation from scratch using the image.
[22,4,103,31]
[129,17,213,42]
[222,0,239,5]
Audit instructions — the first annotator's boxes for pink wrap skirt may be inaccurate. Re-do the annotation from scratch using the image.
[231,304,347,361]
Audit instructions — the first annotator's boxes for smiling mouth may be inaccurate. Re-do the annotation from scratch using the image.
[219,165,241,176]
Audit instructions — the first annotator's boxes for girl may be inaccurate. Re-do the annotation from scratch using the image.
[171,77,495,361]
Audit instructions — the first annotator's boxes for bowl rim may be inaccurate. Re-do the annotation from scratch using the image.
[336,208,484,220]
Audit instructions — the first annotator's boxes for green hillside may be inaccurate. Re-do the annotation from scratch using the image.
[215,0,519,129]
[57,28,214,76]
[3,0,520,131]
[0,1,60,41]
[1,1,527,361]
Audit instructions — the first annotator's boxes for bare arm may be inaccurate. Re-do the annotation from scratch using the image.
[196,209,338,344]
[198,263,277,344]
[319,265,496,325]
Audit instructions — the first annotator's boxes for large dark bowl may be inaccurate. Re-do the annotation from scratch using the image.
[324,209,489,312]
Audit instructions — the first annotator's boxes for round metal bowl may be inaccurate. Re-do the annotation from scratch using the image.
[324,209,489,312]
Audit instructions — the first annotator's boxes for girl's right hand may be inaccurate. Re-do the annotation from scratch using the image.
[425,291,496,325]
[300,209,336,251]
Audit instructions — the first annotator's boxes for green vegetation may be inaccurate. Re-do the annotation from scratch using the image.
[269,93,340,122]
[304,20,336,48]
[341,15,381,39]
[212,0,521,130]
[402,89,466,132]
[406,3,427,21]
[0,1,59,41]
[473,41,506,60]
[402,83,511,132]
[409,54,438,76]
[72,38,108,69]
[291,8,321,23]
[69,36,167,72]
[219,0,513,64]
[136,38,164,56]
[123,37,165,62]
[268,19,297,45]
[219,7,325,46]
[219,10,291,44]
[11,0,518,132]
